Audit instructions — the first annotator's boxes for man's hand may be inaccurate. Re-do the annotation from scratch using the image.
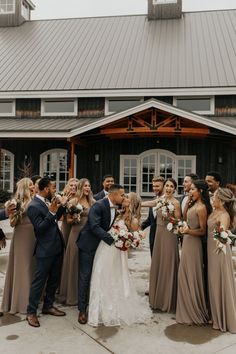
[5,202,16,217]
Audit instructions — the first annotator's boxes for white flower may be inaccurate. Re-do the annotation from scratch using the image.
[168,203,175,212]
[156,202,162,210]
[119,229,126,237]
[220,231,228,239]
[115,240,124,248]
[167,222,173,231]
[76,203,83,212]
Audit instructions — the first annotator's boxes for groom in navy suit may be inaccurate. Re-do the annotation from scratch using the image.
[26,177,69,327]
[77,183,125,324]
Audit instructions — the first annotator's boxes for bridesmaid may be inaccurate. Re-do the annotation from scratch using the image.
[60,178,79,246]
[208,188,236,333]
[59,178,94,305]
[144,178,181,313]
[1,178,36,314]
[176,180,211,325]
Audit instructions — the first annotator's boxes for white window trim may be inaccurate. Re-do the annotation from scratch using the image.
[0,149,14,192]
[0,99,15,116]
[41,98,78,116]
[153,0,177,5]
[173,96,215,115]
[120,150,196,197]
[0,0,15,14]
[105,97,144,115]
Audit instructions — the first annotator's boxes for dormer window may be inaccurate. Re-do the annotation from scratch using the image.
[153,0,177,4]
[0,0,15,14]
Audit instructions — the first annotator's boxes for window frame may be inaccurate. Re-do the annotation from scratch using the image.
[0,0,15,14]
[0,149,14,192]
[0,99,15,116]
[105,97,144,115]
[153,0,177,4]
[173,96,215,115]
[41,98,78,117]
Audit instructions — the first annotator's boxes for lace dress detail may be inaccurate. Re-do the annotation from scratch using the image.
[88,219,150,327]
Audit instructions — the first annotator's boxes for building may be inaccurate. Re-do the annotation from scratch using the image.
[0,0,235,194]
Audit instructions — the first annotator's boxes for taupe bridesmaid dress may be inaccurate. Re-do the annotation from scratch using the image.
[1,213,36,314]
[59,208,89,305]
[176,205,208,324]
[60,216,72,247]
[149,207,179,312]
[208,215,236,333]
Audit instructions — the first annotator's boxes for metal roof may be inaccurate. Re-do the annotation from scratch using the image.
[0,100,235,138]
[0,10,236,93]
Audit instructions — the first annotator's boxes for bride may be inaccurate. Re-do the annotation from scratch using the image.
[88,192,150,327]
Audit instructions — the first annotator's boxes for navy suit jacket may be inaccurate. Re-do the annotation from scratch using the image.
[0,209,7,221]
[93,190,106,201]
[141,207,157,253]
[77,198,114,255]
[27,196,65,258]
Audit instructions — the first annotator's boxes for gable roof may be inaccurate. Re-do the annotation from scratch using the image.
[0,10,236,95]
[0,99,235,138]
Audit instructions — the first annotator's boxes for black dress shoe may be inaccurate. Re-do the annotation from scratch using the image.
[0,312,3,317]
[26,314,40,327]
[78,312,87,324]
[42,307,66,316]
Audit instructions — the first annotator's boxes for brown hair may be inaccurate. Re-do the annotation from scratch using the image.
[216,188,236,229]
[152,176,165,183]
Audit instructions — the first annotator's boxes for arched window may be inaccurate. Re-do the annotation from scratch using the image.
[120,149,196,196]
[40,149,69,192]
[0,149,14,192]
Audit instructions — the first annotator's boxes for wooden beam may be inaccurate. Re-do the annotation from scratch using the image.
[68,141,75,178]
[101,127,209,135]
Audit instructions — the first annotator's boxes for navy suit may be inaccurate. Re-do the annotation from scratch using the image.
[141,208,156,257]
[76,198,115,312]
[93,190,106,201]
[27,196,65,314]
[0,210,7,241]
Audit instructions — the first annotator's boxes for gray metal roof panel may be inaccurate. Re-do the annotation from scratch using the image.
[0,10,236,92]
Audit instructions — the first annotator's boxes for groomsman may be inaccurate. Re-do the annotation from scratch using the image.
[205,171,222,199]
[26,177,69,328]
[180,173,199,218]
[94,174,115,200]
[141,176,165,257]
[77,184,125,324]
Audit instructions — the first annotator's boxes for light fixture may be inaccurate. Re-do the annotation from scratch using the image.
[94,153,100,162]
[218,156,223,164]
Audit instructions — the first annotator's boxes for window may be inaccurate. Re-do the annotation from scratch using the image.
[0,100,15,116]
[40,149,77,192]
[105,98,143,115]
[120,149,196,196]
[153,0,177,4]
[41,99,78,116]
[0,149,14,192]
[173,96,215,114]
[0,0,15,14]
[120,157,138,193]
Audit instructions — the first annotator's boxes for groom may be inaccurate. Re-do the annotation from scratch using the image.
[76,184,125,324]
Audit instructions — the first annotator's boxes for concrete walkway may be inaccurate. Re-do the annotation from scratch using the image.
[0,221,236,354]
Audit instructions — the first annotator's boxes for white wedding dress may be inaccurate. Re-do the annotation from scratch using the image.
[88,219,151,327]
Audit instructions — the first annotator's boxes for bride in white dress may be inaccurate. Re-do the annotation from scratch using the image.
[88,193,151,327]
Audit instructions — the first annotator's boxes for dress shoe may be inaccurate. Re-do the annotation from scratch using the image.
[0,312,3,317]
[26,314,40,328]
[42,306,66,316]
[78,312,87,324]
[145,290,149,296]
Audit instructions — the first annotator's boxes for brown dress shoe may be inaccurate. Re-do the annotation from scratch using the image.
[26,314,40,328]
[42,306,66,316]
[78,312,87,324]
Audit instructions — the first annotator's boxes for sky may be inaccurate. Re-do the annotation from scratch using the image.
[31,0,236,20]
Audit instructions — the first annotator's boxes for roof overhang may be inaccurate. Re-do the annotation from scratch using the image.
[0,99,235,138]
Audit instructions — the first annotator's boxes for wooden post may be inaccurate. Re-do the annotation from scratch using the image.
[68,140,75,178]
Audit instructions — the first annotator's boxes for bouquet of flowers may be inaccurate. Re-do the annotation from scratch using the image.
[110,223,145,251]
[166,218,187,234]
[154,196,183,234]
[5,198,24,224]
[67,202,84,223]
[213,221,236,254]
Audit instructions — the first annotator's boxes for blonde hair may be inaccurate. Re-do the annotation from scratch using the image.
[14,177,33,210]
[77,178,94,207]
[62,178,79,195]
[122,192,142,229]
[216,188,236,229]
